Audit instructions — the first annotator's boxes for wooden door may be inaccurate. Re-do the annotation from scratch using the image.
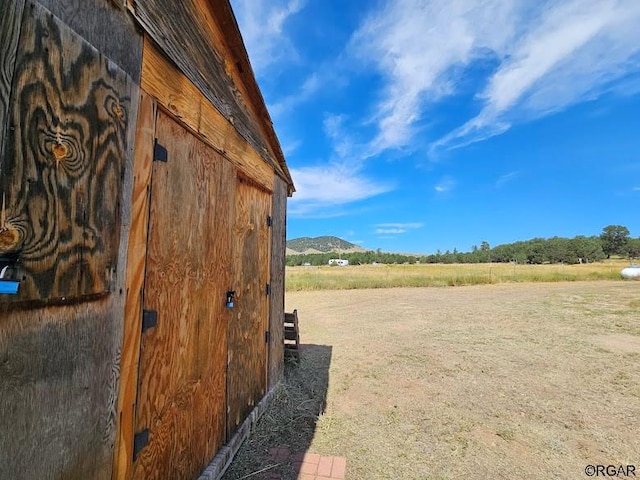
[132,110,235,480]
[226,176,271,437]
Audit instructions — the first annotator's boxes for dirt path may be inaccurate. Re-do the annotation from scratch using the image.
[225,281,640,479]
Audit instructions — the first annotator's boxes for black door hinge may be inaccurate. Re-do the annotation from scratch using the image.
[142,310,158,333]
[266,215,272,227]
[133,428,149,461]
[265,330,270,343]
[153,139,168,162]
[265,283,270,296]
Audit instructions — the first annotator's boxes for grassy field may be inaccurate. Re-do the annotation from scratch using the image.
[224,281,640,480]
[285,260,633,291]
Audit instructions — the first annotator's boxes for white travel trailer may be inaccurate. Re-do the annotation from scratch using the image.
[329,259,349,266]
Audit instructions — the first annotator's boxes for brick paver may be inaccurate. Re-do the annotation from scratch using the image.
[317,457,333,477]
[266,445,347,479]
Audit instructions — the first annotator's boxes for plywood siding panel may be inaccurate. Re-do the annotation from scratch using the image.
[1,2,136,304]
[141,39,274,192]
[268,176,287,388]
[0,0,26,163]
[36,0,142,81]
[131,0,280,173]
[0,300,124,479]
[132,111,233,480]
[112,91,156,480]
[0,2,138,476]
[227,176,271,437]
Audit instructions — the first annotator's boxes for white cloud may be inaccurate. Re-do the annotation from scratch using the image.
[434,0,640,152]
[231,0,303,73]
[280,138,303,157]
[351,0,517,154]
[435,176,456,193]
[633,186,640,192]
[288,163,392,217]
[495,171,520,188]
[376,222,423,229]
[322,113,356,158]
[374,222,423,237]
[286,111,393,217]
[268,73,321,119]
[349,0,640,156]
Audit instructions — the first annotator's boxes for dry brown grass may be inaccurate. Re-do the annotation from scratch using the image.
[285,261,631,291]
[224,281,640,479]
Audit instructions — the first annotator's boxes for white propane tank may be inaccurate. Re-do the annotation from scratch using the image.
[620,265,640,279]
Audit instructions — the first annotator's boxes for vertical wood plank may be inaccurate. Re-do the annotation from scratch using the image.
[132,110,233,480]
[227,176,271,438]
[112,91,156,480]
[268,177,287,388]
[0,0,26,163]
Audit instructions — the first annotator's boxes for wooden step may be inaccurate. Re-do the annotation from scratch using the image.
[283,309,300,362]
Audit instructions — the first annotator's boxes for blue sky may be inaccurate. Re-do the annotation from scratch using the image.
[231,0,640,254]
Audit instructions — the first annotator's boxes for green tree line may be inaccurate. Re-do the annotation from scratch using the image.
[286,225,640,266]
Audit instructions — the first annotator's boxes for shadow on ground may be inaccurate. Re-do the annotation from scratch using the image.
[221,344,332,480]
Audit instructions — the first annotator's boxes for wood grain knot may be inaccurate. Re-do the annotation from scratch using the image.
[40,128,87,179]
[104,94,127,125]
[0,225,21,253]
[52,142,68,161]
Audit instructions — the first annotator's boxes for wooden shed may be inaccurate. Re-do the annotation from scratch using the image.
[0,1,294,479]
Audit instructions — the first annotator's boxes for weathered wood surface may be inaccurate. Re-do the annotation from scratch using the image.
[204,0,294,193]
[227,175,271,438]
[133,110,233,480]
[0,1,136,304]
[0,0,26,165]
[141,39,275,193]
[112,91,156,480]
[37,0,142,81]
[130,0,284,178]
[268,176,287,387]
[0,300,123,479]
[0,0,138,475]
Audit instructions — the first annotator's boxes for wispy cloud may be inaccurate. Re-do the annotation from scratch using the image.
[268,73,321,118]
[376,222,424,229]
[288,164,393,217]
[495,171,520,188]
[351,0,517,155]
[435,176,456,194]
[374,222,423,236]
[323,113,356,158]
[280,138,303,157]
[349,0,640,156]
[231,0,303,73]
[433,0,640,152]
[286,110,394,217]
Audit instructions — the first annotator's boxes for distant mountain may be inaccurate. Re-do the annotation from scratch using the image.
[286,236,366,255]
